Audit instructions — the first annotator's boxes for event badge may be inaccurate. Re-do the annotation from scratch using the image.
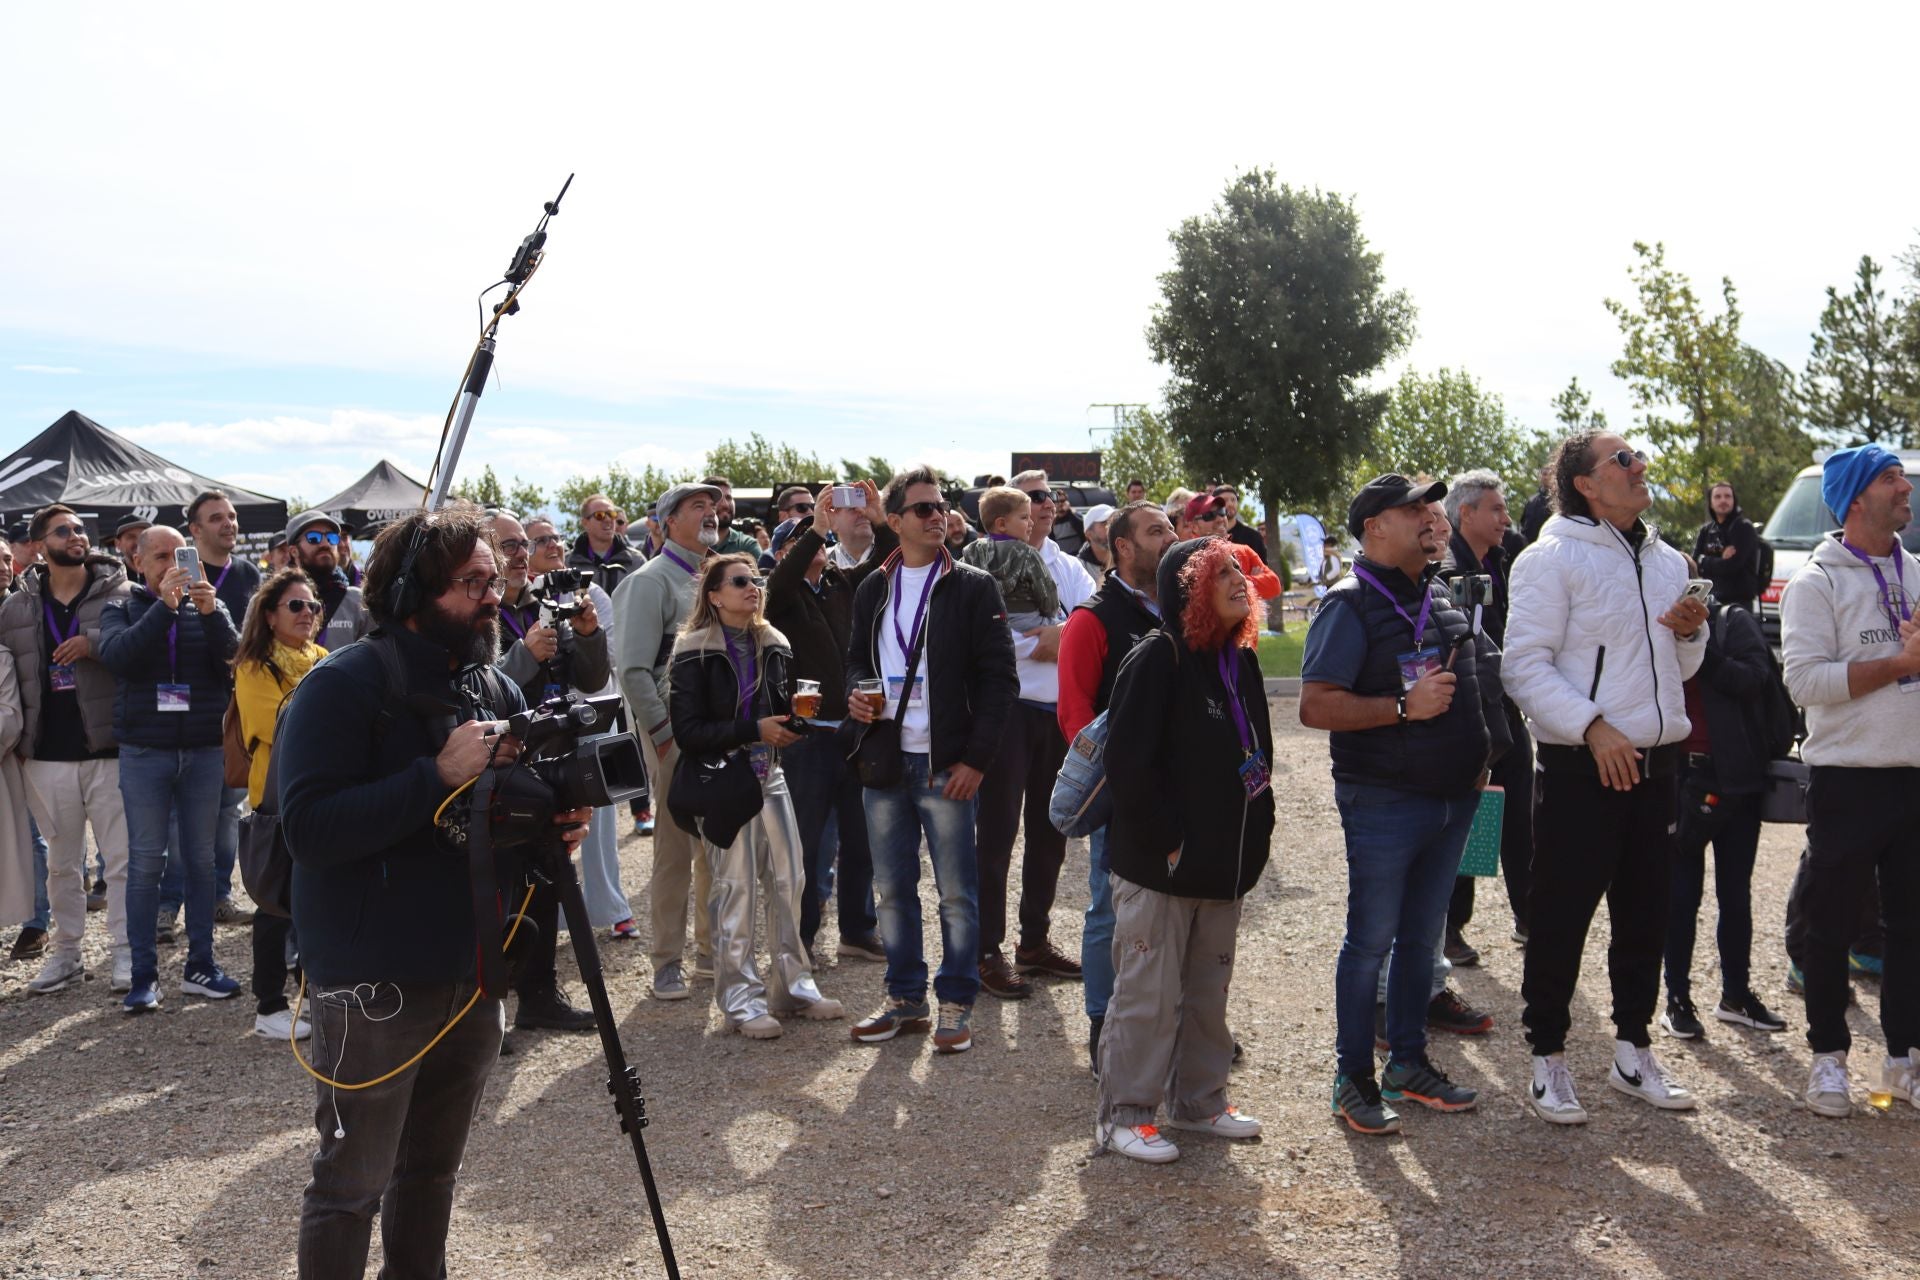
[156,683,190,713]
[543,682,565,704]
[1396,646,1443,692]
[1237,751,1272,798]
[886,674,926,710]
[748,743,772,780]
[1901,673,1920,695]
[48,663,77,692]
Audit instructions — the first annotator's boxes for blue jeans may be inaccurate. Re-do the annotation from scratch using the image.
[862,753,981,1006]
[786,731,877,947]
[120,745,224,986]
[1083,825,1114,1019]
[26,814,50,931]
[215,783,244,900]
[1333,782,1477,1077]
[159,815,183,919]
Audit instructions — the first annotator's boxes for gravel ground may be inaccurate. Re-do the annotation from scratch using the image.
[2,698,1916,1279]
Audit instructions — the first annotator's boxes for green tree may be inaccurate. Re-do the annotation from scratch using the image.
[1146,169,1416,547]
[1725,346,1818,523]
[1604,241,1753,527]
[553,462,690,536]
[838,456,897,487]
[1101,407,1199,501]
[702,432,832,488]
[1551,376,1608,432]
[1803,254,1912,446]
[451,464,544,516]
[1347,367,1544,499]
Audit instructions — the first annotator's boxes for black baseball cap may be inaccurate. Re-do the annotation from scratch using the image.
[1346,474,1447,539]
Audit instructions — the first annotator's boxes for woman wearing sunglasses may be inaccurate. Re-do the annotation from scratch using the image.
[668,553,842,1037]
[231,568,329,1042]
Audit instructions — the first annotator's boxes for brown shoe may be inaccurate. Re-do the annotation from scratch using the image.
[1014,939,1083,980]
[978,950,1031,1000]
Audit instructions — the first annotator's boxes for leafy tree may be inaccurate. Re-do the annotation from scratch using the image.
[1146,169,1416,550]
[1803,254,1912,446]
[703,432,832,489]
[1724,346,1819,524]
[1101,407,1199,502]
[838,456,897,487]
[1551,376,1608,432]
[451,464,544,517]
[553,462,690,536]
[1347,367,1544,499]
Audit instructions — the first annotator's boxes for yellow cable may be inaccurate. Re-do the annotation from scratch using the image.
[433,776,477,826]
[288,881,536,1089]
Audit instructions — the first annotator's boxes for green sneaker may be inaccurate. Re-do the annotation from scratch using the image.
[1383,1055,1479,1112]
[1332,1073,1401,1135]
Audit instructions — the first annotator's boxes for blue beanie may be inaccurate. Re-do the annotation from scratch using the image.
[1821,443,1903,524]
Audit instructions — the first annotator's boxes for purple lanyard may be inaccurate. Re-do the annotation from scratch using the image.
[1842,539,1911,631]
[1217,648,1255,757]
[1482,555,1501,592]
[209,559,232,591]
[500,602,535,641]
[724,631,757,717]
[891,560,939,656]
[660,545,699,577]
[43,601,78,650]
[1351,563,1434,647]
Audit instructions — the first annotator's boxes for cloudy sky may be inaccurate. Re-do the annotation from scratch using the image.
[3,3,1916,513]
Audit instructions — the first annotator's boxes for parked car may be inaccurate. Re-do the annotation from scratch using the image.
[1759,451,1920,644]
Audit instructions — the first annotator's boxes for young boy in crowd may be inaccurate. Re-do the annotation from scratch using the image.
[963,487,1059,635]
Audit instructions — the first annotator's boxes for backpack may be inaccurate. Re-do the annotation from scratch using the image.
[1755,536,1776,598]
[1048,630,1178,837]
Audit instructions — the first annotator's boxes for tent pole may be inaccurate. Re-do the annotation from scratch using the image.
[426,337,494,512]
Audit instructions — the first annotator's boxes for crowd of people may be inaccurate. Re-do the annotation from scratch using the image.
[1,438,1913,1274]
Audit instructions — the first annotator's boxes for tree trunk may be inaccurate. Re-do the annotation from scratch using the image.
[1262,482,1284,633]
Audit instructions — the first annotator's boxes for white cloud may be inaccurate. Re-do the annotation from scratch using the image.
[12,364,82,375]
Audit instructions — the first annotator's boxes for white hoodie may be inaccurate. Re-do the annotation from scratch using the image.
[1780,531,1920,768]
[1505,514,1706,748]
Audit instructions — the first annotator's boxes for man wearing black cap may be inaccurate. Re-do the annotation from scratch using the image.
[1300,474,1489,1135]
[1506,430,1708,1125]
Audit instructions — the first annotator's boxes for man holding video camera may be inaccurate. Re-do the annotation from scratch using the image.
[488,510,610,1032]
[279,506,591,1278]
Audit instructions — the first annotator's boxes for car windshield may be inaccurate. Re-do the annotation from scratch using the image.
[1764,470,1920,552]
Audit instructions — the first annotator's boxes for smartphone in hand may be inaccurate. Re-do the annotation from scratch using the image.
[174,545,203,583]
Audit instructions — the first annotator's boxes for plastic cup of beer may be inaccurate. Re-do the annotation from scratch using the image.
[793,679,822,719]
[854,677,887,718]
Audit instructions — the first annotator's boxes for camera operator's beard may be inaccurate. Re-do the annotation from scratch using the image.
[417,598,501,667]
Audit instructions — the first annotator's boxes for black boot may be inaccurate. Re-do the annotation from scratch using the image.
[1088,1014,1104,1078]
[514,985,595,1032]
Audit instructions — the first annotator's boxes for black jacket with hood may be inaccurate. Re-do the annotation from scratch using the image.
[1105,539,1275,901]
[567,532,642,596]
[1693,494,1761,609]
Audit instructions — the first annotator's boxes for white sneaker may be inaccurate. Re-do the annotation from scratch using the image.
[1098,1120,1181,1163]
[255,1008,312,1041]
[1909,1048,1920,1111]
[1609,1041,1696,1111]
[27,953,84,994]
[791,997,845,1021]
[1806,1052,1852,1118]
[1887,1054,1919,1107]
[110,945,132,993]
[738,1013,784,1040]
[1529,1053,1588,1125]
[1168,1106,1263,1140]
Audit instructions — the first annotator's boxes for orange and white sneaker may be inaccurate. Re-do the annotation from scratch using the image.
[1168,1106,1263,1139]
[1097,1119,1181,1163]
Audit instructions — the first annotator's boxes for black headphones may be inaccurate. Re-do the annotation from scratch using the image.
[387,519,433,621]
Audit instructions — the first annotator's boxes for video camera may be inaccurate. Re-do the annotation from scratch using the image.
[481,693,648,852]
[532,566,590,626]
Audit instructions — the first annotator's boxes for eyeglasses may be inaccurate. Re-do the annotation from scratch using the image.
[586,510,622,524]
[44,524,84,540]
[1193,510,1225,524]
[721,574,765,590]
[280,598,322,614]
[302,530,341,546]
[496,539,530,555]
[1591,449,1647,473]
[901,500,950,519]
[1023,489,1055,504]
[782,502,815,516]
[530,534,564,549]
[452,574,506,600]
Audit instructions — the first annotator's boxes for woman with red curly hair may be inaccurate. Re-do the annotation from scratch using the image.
[1093,537,1276,1163]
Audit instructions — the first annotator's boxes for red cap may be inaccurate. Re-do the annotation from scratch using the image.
[1183,493,1227,523]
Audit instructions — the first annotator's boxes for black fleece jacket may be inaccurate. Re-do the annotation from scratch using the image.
[1687,602,1774,794]
[1105,539,1275,900]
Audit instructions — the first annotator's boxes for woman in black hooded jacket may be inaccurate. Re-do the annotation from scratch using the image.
[1094,537,1275,1163]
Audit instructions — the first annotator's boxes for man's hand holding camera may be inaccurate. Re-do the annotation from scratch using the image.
[435,721,592,849]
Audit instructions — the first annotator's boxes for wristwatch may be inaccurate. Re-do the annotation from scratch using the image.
[1396,693,1408,724]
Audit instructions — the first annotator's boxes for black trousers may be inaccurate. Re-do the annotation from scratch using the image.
[511,878,562,1000]
[1785,845,1884,965]
[1521,761,1676,1055]
[1799,766,1920,1056]
[1448,700,1534,933]
[975,703,1069,956]
[1663,761,1761,1003]
[297,981,503,1279]
[252,911,300,1016]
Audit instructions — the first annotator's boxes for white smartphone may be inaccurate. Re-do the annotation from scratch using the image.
[174,545,203,583]
[832,484,866,508]
[1682,578,1712,604]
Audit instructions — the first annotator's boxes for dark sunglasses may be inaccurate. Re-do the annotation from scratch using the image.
[1591,449,1647,472]
[1023,489,1055,504]
[302,530,341,546]
[901,500,950,519]
[44,524,85,540]
[586,509,622,524]
[721,573,765,590]
[280,598,322,614]
[1193,510,1225,523]
[782,502,815,516]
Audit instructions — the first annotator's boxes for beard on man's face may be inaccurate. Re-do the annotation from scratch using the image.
[45,543,88,567]
[416,596,500,667]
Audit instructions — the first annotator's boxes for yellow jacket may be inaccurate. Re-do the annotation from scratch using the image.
[234,642,326,806]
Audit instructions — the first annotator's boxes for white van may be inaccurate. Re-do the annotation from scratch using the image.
[1759,450,1920,642]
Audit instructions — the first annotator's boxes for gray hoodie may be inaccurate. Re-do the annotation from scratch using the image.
[1780,531,1920,768]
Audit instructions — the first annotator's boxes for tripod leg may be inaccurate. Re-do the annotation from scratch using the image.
[549,851,680,1279]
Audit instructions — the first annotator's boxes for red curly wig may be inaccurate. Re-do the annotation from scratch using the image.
[1177,538,1266,652]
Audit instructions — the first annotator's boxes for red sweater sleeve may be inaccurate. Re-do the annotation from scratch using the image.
[1056,609,1108,742]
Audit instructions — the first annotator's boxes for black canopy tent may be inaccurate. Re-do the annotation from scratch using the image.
[0,410,288,539]
[314,458,427,535]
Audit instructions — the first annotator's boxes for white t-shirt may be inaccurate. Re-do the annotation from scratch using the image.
[877,561,937,754]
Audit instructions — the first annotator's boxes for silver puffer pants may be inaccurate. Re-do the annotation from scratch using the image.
[704,763,828,1026]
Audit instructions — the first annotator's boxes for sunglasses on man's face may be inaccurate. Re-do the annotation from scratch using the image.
[280,598,322,615]
[1193,510,1224,524]
[783,502,815,516]
[901,500,950,520]
[1591,449,1648,473]
[303,530,341,546]
[587,510,622,524]
[1023,489,1055,504]
[44,524,85,540]
[722,574,765,590]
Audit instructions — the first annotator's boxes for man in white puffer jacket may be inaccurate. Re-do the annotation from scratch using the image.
[1505,431,1709,1126]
